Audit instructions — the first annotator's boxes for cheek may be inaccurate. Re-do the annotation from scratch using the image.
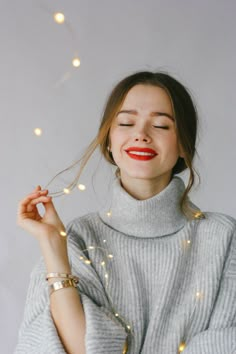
[109,130,127,150]
[160,136,181,160]
[170,136,179,150]
[158,133,178,150]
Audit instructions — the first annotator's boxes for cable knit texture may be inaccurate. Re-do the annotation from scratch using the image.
[15,177,236,354]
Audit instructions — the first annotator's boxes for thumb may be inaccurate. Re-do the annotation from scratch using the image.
[43,198,59,216]
[43,197,57,213]
[43,199,65,229]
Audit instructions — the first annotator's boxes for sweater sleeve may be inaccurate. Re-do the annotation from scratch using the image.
[184,228,236,354]
[14,222,127,354]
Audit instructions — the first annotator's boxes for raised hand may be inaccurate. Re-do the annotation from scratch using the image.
[17,185,66,241]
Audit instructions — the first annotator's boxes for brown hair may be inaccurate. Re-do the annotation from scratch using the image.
[46,71,201,218]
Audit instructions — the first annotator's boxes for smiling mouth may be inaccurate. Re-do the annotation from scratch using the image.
[125,148,158,161]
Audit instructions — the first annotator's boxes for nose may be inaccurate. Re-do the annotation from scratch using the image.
[133,126,151,143]
[135,136,149,142]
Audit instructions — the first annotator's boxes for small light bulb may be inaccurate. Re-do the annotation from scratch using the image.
[194,211,204,219]
[54,13,65,24]
[115,313,119,317]
[80,256,84,260]
[103,239,107,243]
[85,260,91,264]
[196,291,203,299]
[88,246,94,249]
[60,231,67,237]
[106,211,112,217]
[34,128,42,136]
[187,240,191,244]
[63,188,70,194]
[126,325,131,330]
[108,254,113,258]
[72,57,80,67]
[101,261,105,266]
[105,273,108,278]
[178,342,186,352]
[78,184,86,191]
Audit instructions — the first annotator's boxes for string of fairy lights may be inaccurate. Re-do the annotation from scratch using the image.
[32,7,206,353]
[65,212,205,353]
[32,5,133,346]
[33,9,85,195]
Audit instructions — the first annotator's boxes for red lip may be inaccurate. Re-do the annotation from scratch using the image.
[125,147,157,154]
[125,146,158,161]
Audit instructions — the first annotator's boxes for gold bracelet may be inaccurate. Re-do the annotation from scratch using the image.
[49,279,77,296]
[46,272,79,283]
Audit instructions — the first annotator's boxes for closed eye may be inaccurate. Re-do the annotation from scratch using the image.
[154,125,169,129]
[153,126,169,130]
[118,124,169,129]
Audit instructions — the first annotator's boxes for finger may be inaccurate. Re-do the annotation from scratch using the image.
[20,190,49,206]
[30,188,47,196]
[43,198,57,213]
[29,195,52,206]
[30,185,42,194]
[25,196,51,214]
[27,196,55,218]
[26,203,36,213]
[18,192,49,215]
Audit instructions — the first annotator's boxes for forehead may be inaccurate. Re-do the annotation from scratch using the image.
[121,84,172,112]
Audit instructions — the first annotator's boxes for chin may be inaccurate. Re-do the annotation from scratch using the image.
[124,172,161,181]
[121,168,173,182]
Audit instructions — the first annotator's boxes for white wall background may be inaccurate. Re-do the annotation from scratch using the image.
[0,0,235,352]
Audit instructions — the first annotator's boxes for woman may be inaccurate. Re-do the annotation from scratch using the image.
[15,72,236,354]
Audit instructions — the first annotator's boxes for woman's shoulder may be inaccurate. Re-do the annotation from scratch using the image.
[200,210,236,233]
[65,212,104,245]
[66,212,101,232]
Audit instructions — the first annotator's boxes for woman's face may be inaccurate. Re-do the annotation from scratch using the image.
[109,84,184,186]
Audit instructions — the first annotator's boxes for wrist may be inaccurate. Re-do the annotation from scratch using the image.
[46,272,79,285]
[39,232,71,273]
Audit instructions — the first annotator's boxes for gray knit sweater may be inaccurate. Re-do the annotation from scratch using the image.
[15,177,236,354]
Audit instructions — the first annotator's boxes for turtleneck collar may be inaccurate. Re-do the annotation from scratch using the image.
[98,176,188,238]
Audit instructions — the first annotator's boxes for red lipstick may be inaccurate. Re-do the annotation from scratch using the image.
[125,147,158,161]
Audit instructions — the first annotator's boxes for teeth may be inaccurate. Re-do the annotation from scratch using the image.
[128,151,155,156]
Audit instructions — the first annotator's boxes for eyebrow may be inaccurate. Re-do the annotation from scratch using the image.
[116,109,174,121]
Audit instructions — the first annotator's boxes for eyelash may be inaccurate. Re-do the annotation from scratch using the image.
[153,126,169,130]
[118,124,169,130]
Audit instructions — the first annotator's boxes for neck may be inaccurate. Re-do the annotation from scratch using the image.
[99,176,188,238]
[120,173,172,200]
